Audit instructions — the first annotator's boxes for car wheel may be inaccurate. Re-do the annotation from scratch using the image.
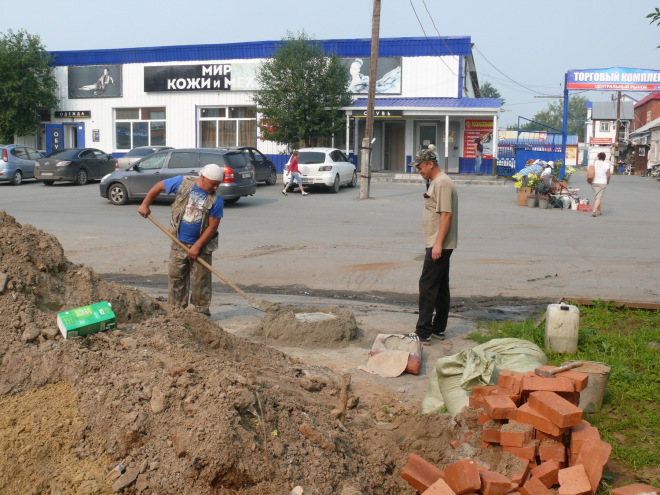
[11,170,23,185]
[224,197,240,204]
[348,170,357,187]
[75,169,88,185]
[329,174,340,193]
[41,180,55,186]
[266,170,277,185]
[108,183,129,205]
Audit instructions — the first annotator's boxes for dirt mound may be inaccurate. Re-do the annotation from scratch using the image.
[0,211,524,494]
[255,305,358,347]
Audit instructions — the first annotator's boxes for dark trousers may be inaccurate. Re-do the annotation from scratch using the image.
[416,248,453,338]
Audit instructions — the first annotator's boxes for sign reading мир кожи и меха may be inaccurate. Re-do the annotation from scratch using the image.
[144,65,232,92]
[566,68,660,91]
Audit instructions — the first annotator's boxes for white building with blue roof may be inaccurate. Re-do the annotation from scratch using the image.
[22,36,502,173]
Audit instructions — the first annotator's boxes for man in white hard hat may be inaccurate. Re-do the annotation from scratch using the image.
[138,164,225,315]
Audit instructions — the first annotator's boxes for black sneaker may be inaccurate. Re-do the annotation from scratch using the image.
[404,333,431,346]
[431,332,445,341]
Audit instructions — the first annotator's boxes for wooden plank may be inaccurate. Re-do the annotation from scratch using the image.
[561,298,660,310]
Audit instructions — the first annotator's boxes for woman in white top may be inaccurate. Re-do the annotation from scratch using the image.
[588,152,611,217]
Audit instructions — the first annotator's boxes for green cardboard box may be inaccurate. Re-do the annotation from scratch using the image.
[57,301,116,339]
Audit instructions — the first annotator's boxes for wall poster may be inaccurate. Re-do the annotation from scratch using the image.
[464,120,494,159]
[68,65,122,98]
[341,57,401,94]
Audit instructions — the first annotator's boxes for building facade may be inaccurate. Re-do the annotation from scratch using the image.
[16,36,501,173]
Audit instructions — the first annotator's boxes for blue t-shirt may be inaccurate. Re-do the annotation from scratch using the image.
[164,176,223,244]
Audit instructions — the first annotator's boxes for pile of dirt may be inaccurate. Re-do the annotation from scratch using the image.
[0,210,527,494]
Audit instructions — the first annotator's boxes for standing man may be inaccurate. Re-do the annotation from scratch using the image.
[474,134,484,174]
[138,164,224,316]
[408,149,458,345]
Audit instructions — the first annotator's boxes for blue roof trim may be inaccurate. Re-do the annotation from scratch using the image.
[49,36,471,67]
[350,97,502,108]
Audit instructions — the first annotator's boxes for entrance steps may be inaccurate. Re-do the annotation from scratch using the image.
[370,172,511,186]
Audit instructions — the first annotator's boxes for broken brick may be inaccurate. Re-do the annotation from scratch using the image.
[530,459,560,488]
[516,402,565,436]
[575,440,612,494]
[423,478,457,495]
[497,369,524,394]
[482,420,502,444]
[535,365,589,392]
[528,391,583,428]
[558,464,591,495]
[499,423,534,448]
[611,484,660,495]
[502,440,538,462]
[444,459,481,494]
[484,394,517,420]
[450,431,474,449]
[520,476,553,495]
[539,440,567,468]
[479,470,512,495]
[400,453,445,493]
[521,375,574,395]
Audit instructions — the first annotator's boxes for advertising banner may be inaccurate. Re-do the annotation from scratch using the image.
[566,68,660,91]
[144,64,232,92]
[464,120,494,159]
[342,57,402,94]
[68,65,122,98]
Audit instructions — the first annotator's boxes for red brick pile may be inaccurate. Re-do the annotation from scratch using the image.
[401,366,659,495]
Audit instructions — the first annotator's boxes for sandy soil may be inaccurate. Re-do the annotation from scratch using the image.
[0,210,539,494]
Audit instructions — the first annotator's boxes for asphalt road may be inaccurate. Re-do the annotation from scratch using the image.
[1,171,659,305]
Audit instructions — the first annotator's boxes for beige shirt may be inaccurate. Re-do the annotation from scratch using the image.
[422,173,458,249]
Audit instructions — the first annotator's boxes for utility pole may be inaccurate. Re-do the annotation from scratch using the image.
[613,91,621,165]
[360,0,380,200]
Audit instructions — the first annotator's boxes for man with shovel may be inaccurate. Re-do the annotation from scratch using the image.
[138,164,224,316]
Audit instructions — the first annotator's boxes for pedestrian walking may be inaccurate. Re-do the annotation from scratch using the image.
[587,152,611,217]
[283,151,309,196]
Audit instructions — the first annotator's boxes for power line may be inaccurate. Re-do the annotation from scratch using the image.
[408,0,457,76]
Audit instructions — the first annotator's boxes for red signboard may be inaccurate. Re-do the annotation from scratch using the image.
[464,120,494,159]
[589,137,612,145]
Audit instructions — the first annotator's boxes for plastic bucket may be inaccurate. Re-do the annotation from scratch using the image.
[563,361,611,413]
[545,304,579,353]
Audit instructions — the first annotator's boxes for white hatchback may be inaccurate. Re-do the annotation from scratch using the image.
[283,148,357,193]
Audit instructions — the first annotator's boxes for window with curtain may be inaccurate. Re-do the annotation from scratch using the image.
[198,106,256,147]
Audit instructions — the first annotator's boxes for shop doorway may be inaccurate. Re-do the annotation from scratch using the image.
[383,121,404,171]
[417,123,437,152]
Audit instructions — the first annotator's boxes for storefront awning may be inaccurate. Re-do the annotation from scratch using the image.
[345,97,502,116]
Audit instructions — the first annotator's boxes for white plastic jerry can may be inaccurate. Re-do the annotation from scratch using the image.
[544,304,580,353]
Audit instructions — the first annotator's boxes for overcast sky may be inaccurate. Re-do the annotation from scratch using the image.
[12,0,660,128]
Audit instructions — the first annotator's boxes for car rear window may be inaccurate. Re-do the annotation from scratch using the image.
[126,148,155,157]
[224,153,248,169]
[297,152,326,164]
[47,149,79,159]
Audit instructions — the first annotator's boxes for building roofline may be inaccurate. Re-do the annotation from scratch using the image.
[49,36,473,67]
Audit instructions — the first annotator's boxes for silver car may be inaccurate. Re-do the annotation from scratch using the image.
[99,148,257,205]
[115,146,173,169]
[0,144,43,185]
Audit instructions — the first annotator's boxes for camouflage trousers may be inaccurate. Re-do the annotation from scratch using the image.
[168,241,213,315]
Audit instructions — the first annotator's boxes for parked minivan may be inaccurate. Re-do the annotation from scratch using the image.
[99,148,257,205]
[0,144,44,185]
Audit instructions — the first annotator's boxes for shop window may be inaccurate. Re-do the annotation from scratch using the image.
[198,106,255,147]
[115,107,166,150]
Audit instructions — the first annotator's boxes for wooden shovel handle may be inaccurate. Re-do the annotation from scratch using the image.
[147,215,250,300]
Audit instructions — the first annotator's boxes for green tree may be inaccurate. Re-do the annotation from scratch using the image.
[253,32,351,147]
[479,81,505,105]
[0,30,58,143]
[511,95,588,141]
